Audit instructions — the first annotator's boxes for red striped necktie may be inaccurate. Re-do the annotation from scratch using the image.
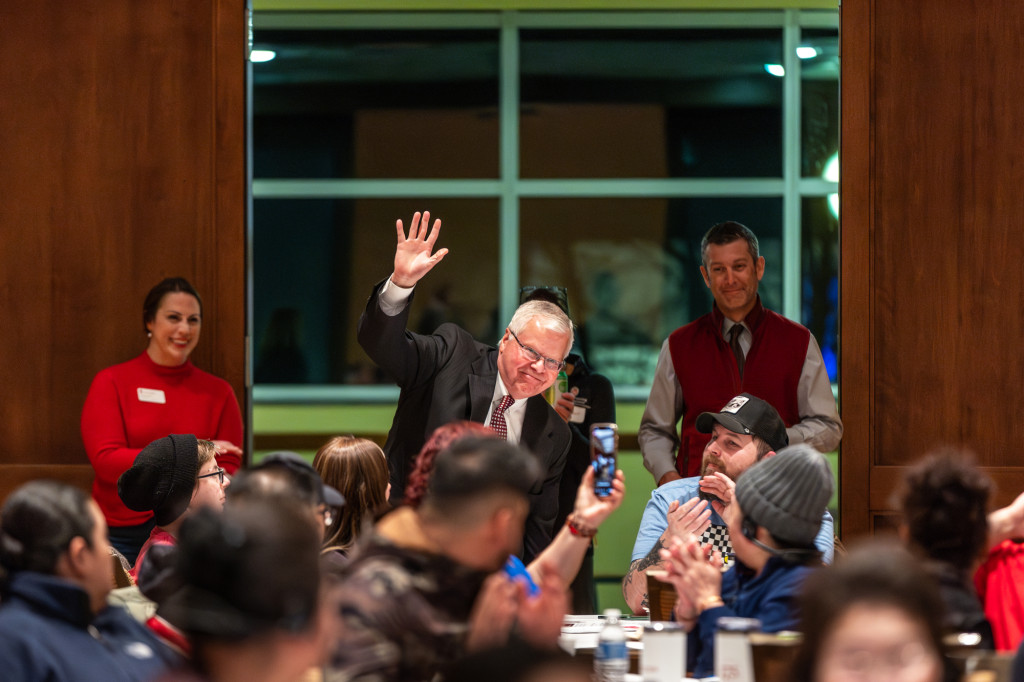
[488,395,515,440]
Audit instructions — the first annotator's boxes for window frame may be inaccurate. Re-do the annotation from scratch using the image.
[250,9,839,403]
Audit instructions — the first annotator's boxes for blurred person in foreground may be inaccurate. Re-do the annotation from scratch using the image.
[896,448,995,649]
[790,540,946,682]
[327,436,623,682]
[0,480,178,680]
[155,499,335,682]
[659,443,833,678]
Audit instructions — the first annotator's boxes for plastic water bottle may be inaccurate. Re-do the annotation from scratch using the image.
[595,608,628,682]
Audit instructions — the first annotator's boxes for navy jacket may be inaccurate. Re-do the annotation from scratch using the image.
[688,556,817,678]
[0,572,178,681]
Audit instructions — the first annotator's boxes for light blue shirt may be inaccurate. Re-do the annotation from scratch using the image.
[630,477,835,564]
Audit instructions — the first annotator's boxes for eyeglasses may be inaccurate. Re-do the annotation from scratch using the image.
[507,328,564,371]
[197,467,227,485]
[825,640,936,680]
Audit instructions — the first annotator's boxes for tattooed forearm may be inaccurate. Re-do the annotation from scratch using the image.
[635,537,666,572]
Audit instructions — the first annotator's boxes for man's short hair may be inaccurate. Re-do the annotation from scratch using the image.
[424,437,541,516]
[506,300,574,358]
[700,221,760,268]
[752,435,773,459]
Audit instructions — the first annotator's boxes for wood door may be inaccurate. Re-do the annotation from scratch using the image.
[0,0,247,502]
[841,0,1024,537]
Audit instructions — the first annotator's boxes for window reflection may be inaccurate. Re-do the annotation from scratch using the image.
[520,197,782,387]
[253,29,500,179]
[520,29,784,179]
[253,198,499,385]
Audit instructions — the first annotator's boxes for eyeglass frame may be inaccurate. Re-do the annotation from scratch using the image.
[506,328,565,372]
[197,467,227,486]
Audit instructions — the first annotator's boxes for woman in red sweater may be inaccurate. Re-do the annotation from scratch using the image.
[81,277,243,565]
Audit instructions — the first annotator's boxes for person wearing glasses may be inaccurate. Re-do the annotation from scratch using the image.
[117,434,229,580]
[358,211,572,563]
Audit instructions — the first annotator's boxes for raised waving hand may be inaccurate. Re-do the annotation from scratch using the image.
[392,210,449,288]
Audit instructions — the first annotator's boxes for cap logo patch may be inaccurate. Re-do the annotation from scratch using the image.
[722,396,749,414]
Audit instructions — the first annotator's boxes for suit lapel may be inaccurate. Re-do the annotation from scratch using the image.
[468,352,499,423]
[521,396,554,459]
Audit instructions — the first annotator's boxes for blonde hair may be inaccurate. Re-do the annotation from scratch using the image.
[313,436,389,553]
[196,439,217,475]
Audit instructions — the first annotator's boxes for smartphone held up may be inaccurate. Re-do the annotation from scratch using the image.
[590,423,618,498]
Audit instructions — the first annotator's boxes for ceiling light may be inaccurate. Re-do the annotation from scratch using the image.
[250,49,276,63]
[764,64,785,77]
[796,46,819,59]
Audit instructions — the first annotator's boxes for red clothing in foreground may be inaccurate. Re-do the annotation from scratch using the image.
[130,527,177,581]
[975,539,1024,652]
[81,352,243,527]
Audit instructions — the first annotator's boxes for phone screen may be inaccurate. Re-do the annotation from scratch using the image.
[591,423,618,498]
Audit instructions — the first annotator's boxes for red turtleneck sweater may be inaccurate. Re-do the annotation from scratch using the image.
[81,352,243,526]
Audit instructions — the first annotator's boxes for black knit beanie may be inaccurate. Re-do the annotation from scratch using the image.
[735,443,833,546]
[118,434,199,526]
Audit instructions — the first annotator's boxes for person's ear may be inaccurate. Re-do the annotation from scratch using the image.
[700,265,711,289]
[755,256,766,281]
[61,536,90,579]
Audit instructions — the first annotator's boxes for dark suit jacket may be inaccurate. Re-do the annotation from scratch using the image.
[357,280,571,563]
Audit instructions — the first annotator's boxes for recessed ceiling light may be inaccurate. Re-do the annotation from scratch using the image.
[764,64,785,77]
[796,46,819,59]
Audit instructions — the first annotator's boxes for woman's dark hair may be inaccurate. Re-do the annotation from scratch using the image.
[160,500,321,649]
[0,481,96,583]
[789,540,946,682]
[897,447,992,572]
[313,436,388,552]
[142,277,202,333]
[404,421,498,508]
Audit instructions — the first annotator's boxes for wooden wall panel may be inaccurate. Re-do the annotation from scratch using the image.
[0,1,246,501]
[842,0,1024,536]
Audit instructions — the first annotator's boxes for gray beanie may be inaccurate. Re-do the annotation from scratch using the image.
[735,443,833,546]
[118,434,199,526]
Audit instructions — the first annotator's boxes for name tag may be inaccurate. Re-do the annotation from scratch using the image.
[137,388,166,404]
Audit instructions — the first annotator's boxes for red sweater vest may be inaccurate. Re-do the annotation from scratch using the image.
[668,298,808,476]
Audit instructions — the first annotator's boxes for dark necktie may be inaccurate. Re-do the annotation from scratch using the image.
[729,324,745,379]
[488,395,515,441]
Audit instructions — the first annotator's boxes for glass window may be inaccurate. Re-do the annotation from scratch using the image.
[520,197,782,386]
[250,11,838,395]
[800,29,839,178]
[253,29,500,179]
[253,198,499,385]
[801,196,839,382]
[520,29,784,178]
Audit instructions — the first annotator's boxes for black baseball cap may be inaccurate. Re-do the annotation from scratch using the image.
[695,393,788,452]
[259,451,345,508]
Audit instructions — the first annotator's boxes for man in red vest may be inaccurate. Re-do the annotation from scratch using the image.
[639,221,842,485]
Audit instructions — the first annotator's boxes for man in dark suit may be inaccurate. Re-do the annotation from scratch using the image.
[358,211,573,563]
